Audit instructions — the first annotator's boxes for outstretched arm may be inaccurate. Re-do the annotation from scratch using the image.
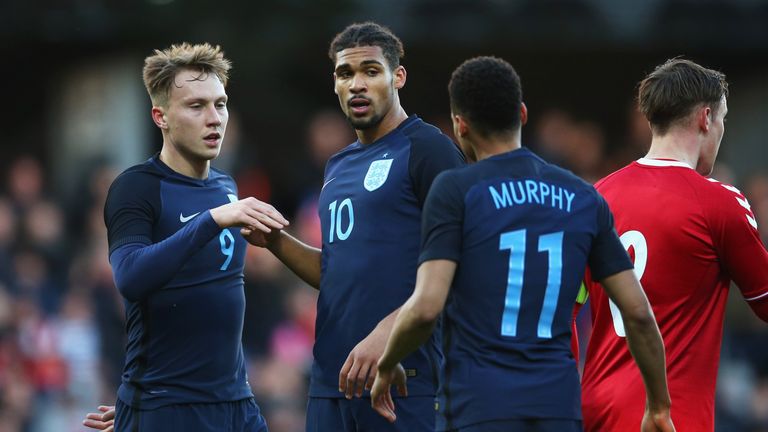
[600,269,675,432]
[370,259,456,423]
[112,198,288,302]
[243,229,322,289]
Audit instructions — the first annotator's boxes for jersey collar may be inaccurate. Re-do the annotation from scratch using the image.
[636,158,693,169]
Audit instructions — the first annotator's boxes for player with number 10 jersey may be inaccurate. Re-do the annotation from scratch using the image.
[311,115,464,399]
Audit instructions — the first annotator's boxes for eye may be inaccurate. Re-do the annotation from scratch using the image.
[189,103,202,109]
[337,71,352,79]
[216,101,227,109]
[366,69,379,77]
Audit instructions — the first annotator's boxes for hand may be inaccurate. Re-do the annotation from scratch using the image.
[241,224,281,248]
[641,408,675,432]
[210,197,288,233]
[370,363,408,423]
[339,324,390,399]
[83,405,116,431]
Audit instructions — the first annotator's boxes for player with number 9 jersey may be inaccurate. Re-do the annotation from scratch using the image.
[104,156,254,410]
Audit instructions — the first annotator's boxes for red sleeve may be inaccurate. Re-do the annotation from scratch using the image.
[571,303,582,361]
[706,182,768,310]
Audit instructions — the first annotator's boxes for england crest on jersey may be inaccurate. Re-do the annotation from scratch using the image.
[363,159,393,191]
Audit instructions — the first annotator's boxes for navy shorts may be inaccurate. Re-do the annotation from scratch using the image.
[450,418,582,432]
[306,396,434,432]
[115,397,268,432]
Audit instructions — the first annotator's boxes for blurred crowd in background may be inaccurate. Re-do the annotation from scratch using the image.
[0,104,766,432]
[3,1,768,431]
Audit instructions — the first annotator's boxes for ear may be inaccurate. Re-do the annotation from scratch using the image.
[453,113,469,137]
[520,102,528,126]
[697,105,712,133]
[394,65,406,90]
[151,106,168,130]
[333,72,339,95]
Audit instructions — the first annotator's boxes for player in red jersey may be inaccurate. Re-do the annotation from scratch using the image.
[581,58,768,432]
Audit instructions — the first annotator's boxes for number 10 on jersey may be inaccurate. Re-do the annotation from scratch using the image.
[328,198,354,243]
[499,229,564,339]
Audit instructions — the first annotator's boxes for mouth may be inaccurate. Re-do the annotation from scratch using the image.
[348,97,371,116]
[203,132,221,146]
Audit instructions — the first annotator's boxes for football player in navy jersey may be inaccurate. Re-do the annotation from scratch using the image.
[85,43,288,432]
[370,56,675,432]
[244,22,465,432]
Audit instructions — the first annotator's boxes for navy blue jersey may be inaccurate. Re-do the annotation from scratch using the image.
[310,115,465,397]
[419,148,631,430]
[103,156,253,409]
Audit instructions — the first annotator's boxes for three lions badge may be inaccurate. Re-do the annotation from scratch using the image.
[363,159,393,191]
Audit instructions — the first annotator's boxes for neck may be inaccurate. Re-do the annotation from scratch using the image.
[357,103,409,145]
[644,128,700,169]
[159,144,210,179]
[471,129,522,161]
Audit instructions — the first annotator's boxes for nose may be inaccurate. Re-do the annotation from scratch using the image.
[349,73,366,93]
[205,104,222,126]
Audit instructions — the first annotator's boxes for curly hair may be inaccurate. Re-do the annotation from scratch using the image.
[328,22,404,70]
[449,56,523,136]
[142,42,232,106]
[638,58,728,135]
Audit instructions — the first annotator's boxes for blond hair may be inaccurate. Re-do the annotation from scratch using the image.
[142,42,232,106]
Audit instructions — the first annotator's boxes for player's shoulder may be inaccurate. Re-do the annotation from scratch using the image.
[400,116,456,149]
[700,176,755,218]
[109,159,164,194]
[208,166,237,189]
[325,141,361,167]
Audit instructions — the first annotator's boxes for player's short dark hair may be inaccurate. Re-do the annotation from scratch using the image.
[449,56,523,136]
[328,22,404,70]
[638,58,728,135]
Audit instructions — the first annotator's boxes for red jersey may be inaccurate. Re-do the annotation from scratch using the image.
[582,158,768,432]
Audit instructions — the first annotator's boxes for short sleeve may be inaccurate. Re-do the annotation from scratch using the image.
[706,183,768,302]
[419,170,465,264]
[588,193,633,281]
[104,171,159,255]
[409,133,465,206]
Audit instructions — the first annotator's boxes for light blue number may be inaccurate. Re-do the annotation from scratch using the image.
[328,200,337,242]
[499,229,526,336]
[537,232,563,338]
[328,198,354,243]
[499,230,564,338]
[219,229,235,270]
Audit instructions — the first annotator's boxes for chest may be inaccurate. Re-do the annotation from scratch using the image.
[155,181,245,273]
[318,143,418,244]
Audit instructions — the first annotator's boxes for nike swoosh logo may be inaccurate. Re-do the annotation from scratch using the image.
[322,177,336,190]
[179,211,201,223]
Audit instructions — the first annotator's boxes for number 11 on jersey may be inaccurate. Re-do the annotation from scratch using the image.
[499,229,564,339]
